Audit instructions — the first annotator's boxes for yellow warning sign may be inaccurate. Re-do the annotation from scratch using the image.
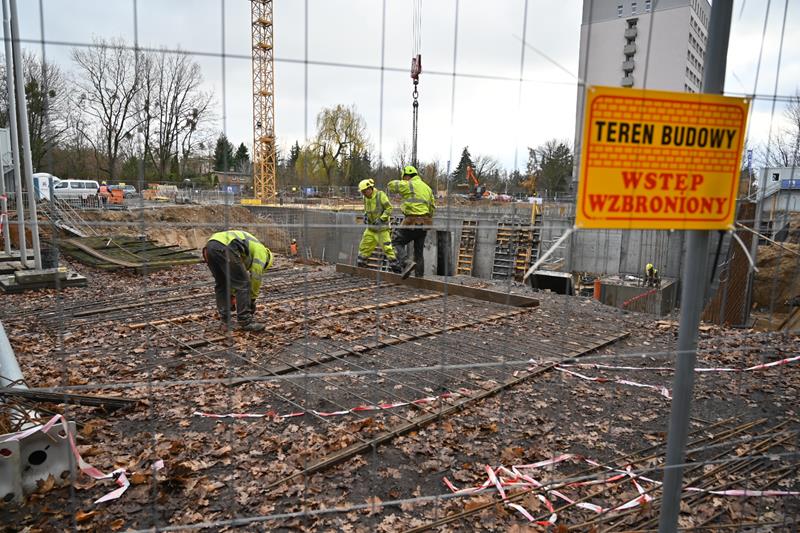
[576,86,749,230]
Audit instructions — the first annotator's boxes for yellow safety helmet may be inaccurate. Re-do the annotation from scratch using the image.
[358,178,375,192]
[402,165,419,177]
[646,263,654,271]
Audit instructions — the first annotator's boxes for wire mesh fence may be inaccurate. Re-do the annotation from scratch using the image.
[0,0,798,531]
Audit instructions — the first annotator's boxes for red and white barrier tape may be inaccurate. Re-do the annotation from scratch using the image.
[444,452,799,524]
[555,366,672,399]
[532,355,800,400]
[193,389,472,421]
[561,355,800,374]
[0,415,131,503]
[621,286,659,309]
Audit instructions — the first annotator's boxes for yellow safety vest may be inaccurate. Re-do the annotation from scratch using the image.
[363,189,393,225]
[387,176,435,216]
[208,230,273,297]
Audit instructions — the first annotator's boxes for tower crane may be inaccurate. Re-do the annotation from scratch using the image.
[247,0,277,205]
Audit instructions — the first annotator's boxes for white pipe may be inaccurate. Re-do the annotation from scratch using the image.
[0,321,25,389]
[523,227,575,282]
[2,0,27,266]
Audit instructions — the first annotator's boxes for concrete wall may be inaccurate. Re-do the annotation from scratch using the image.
[600,279,679,316]
[250,204,693,283]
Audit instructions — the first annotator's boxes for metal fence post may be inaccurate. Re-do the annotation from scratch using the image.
[658,1,734,531]
[9,0,42,269]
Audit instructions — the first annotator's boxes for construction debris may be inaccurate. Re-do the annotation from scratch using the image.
[58,236,200,271]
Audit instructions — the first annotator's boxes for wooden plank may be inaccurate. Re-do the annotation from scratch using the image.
[336,263,539,307]
[62,238,200,270]
[0,388,137,410]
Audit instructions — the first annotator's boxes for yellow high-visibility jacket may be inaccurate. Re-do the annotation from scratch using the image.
[387,175,435,216]
[363,189,392,226]
[208,230,273,298]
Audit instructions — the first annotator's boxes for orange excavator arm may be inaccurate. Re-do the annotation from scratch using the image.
[466,165,479,187]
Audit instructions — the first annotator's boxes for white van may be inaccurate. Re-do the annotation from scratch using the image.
[53,179,100,201]
[32,173,62,200]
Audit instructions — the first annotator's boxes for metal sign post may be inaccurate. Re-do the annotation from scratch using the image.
[658,2,734,532]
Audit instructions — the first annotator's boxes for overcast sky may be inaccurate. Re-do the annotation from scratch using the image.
[9,0,800,171]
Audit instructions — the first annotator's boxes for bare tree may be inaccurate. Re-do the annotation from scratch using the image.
[392,139,412,171]
[72,38,142,182]
[0,50,70,170]
[759,93,800,169]
[473,154,501,179]
[145,50,213,179]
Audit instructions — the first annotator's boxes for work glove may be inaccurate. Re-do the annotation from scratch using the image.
[370,219,388,230]
[363,214,369,225]
[230,295,236,312]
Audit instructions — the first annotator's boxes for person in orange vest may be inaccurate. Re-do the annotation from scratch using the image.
[289,239,298,257]
[98,181,111,208]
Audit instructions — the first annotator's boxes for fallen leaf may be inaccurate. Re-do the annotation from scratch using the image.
[365,495,383,516]
[75,510,97,523]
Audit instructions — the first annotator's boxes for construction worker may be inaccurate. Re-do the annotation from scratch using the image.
[645,263,660,287]
[289,238,298,257]
[388,165,435,278]
[202,230,273,331]
[356,178,397,269]
[98,181,110,208]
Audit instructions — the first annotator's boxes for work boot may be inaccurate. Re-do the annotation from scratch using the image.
[400,262,416,280]
[238,320,266,332]
[389,259,404,274]
[356,256,369,268]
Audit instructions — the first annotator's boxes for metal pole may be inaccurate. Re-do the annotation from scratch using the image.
[0,146,10,254]
[2,0,26,265]
[658,2,733,532]
[9,0,42,269]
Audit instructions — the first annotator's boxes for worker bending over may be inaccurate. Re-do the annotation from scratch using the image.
[645,263,660,287]
[203,230,273,331]
[388,165,435,278]
[356,178,398,269]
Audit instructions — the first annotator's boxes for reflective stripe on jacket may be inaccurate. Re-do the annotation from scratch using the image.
[208,230,272,298]
[387,175,435,216]
[363,189,392,225]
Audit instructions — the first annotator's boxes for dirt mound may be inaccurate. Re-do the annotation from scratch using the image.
[78,205,290,252]
[752,243,800,312]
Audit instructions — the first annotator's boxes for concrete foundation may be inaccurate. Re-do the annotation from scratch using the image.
[249,203,697,284]
[597,278,679,316]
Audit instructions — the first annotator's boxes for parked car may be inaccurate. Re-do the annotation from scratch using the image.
[108,184,138,198]
[121,184,138,198]
[32,173,62,200]
[53,179,100,201]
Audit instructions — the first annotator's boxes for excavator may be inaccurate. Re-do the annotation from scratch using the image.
[466,166,486,200]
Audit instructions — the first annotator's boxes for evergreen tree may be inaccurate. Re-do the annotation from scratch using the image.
[233,142,250,173]
[452,146,474,184]
[288,141,301,169]
[213,133,235,171]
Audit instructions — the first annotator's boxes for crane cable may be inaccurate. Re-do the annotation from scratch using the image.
[411,0,422,167]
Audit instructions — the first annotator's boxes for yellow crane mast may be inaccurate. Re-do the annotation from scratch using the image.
[247,0,277,204]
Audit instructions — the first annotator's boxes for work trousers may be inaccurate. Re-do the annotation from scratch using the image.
[358,227,396,261]
[205,240,253,323]
[392,226,427,277]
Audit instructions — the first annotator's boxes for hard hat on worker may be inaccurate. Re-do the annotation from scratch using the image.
[358,178,375,192]
[646,263,654,271]
[402,165,419,177]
